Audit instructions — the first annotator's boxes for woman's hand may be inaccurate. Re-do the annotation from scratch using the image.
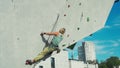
[40,32,46,36]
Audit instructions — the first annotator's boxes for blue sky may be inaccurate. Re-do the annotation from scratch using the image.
[68,1,120,62]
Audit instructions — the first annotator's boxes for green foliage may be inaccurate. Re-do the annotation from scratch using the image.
[99,62,108,68]
[106,56,120,68]
[96,60,99,64]
[98,56,120,68]
[87,60,97,64]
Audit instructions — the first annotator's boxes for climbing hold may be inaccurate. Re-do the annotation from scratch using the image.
[81,12,83,17]
[79,3,81,6]
[77,27,80,30]
[73,40,75,42]
[62,44,66,47]
[87,17,90,22]
[17,37,20,40]
[64,14,66,16]
[67,34,69,37]
[68,5,70,8]
[11,0,13,2]
[80,12,83,22]
[89,34,93,36]
[39,66,43,68]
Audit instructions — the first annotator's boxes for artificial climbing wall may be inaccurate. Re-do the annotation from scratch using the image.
[57,0,115,49]
[0,0,114,68]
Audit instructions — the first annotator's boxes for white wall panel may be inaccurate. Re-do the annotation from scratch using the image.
[0,0,114,68]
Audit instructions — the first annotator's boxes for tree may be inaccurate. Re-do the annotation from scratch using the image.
[98,56,120,68]
[99,61,108,68]
[106,56,120,68]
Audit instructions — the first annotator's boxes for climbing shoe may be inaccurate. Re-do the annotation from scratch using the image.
[25,60,33,65]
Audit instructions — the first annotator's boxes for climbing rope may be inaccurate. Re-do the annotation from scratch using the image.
[47,14,60,43]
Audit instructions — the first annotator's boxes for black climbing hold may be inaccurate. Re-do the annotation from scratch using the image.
[39,66,43,68]
[67,43,76,49]
[68,5,70,8]
[79,3,81,6]
[67,34,69,37]
[77,27,80,30]
[64,14,66,16]
[89,34,93,36]
[73,40,75,42]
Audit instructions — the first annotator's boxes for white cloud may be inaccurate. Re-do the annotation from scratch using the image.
[93,40,120,47]
[95,45,107,54]
[107,40,120,47]
[113,43,119,46]
[118,39,120,42]
[96,50,108,55]
[104,24,120,29]
[104,25,111,29]
[114,24,120,26]
[109,52,114,55]
[95,45,106,50]
[93,40,119,55]
[92,40,107,44]
[95,45,115,55]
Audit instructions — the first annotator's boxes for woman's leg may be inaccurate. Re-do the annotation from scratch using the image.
[33,47,55,62]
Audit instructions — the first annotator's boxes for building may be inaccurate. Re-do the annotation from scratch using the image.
[35,41,98,68]
[78,41,96,63]
[78,45,85,61]
[35,50,98,68]
[83,41,96,62]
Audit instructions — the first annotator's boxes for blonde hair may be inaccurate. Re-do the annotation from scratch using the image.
[59,28,66,34]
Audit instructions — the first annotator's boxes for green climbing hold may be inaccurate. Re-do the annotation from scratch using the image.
[62,44,66,47]
[87,17,90,22]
